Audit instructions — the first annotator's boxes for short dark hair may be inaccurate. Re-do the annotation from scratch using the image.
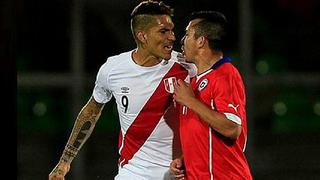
[189,11,227,51]
[131,0,173,18]
[130,1,173,43]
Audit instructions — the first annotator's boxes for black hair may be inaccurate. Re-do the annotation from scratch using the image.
[189,11,227,25]
[189,11,227,51]
[131,0,173,18]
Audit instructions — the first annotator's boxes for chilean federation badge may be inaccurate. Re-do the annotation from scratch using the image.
[198,78,208,91]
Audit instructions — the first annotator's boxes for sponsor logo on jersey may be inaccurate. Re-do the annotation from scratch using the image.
[121,87,130,94]
[163,77,177,93]
[198,79,208,91]
[228,103,239,112]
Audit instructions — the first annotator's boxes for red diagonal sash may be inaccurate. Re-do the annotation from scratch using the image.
[118,63,187,167]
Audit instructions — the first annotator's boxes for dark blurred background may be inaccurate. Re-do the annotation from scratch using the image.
[11,0,320,179]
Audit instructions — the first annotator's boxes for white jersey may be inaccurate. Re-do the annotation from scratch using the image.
[92,50,188,180]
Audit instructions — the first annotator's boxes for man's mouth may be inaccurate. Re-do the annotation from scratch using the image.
[164,45,173,51]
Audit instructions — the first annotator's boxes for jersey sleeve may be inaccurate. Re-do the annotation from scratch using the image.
[212,72,246,125]
[92,61,113,104]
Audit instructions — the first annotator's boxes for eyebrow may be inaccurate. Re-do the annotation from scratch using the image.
[159,26,174,31]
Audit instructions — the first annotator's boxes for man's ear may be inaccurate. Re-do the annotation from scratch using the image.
[197,36,206,48]
[136,31,147,44]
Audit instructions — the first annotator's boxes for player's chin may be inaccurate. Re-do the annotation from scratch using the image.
[162,53,172,60]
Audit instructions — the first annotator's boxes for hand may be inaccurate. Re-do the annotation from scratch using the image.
[177,53,197,77]
[48,161,70,180]
[173,79,195,107]
[170,158,185,180]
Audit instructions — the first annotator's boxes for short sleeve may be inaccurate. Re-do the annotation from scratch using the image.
[92,62,113,104]
[212,73,245,125]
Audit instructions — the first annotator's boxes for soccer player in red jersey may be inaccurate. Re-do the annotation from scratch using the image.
[170,11,252,180]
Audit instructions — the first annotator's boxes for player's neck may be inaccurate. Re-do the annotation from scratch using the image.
[196,51,223,74]
[132,49,162,67]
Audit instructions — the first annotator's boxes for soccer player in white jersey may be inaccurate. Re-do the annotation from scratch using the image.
[48,1,192,180]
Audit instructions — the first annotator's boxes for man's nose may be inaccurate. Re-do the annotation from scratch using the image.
[168,31,176,41]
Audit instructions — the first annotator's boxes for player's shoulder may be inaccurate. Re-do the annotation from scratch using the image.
[106,50,132,64]
[208,58,239,78]
[216,57,238,72]
[220,62,237,72]
[99,50,133,70]
[212,64,243,84]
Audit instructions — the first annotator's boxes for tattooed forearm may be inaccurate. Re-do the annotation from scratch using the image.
[60,97,104,164]
[60,144,79,163]
[72,121,92,148]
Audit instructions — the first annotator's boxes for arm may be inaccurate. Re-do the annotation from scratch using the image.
[173,79,241,140]
[49,96,105,180]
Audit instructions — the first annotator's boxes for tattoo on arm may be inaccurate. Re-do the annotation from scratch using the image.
[72,121,92,148]
[60,97,104,164]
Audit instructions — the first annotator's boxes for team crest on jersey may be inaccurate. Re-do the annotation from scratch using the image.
[163,77,177,93]
[198,79,208,91]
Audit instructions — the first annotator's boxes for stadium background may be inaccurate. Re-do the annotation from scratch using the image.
[12,0,320,179]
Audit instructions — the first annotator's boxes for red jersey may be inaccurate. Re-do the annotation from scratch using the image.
[179,57,252,180]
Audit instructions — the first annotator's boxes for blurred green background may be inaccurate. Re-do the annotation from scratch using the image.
[12,0,320,179]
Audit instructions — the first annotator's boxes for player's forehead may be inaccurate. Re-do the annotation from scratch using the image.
[152,15,174,29]
[186,19,202,32]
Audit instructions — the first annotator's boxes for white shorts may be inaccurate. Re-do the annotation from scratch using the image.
[114,164,174,180]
